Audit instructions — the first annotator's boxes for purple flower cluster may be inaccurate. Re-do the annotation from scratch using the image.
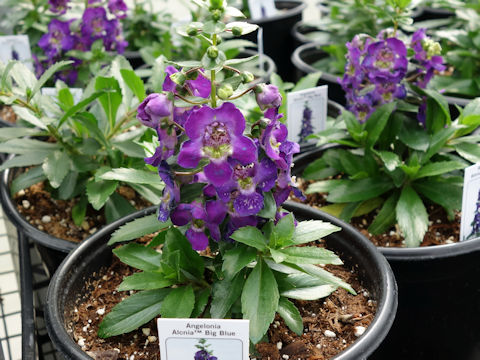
[194,350,217,360]
[298,101,313,143]
[340,29,444,123]
[37,0,128,85]
[138,71,303,250]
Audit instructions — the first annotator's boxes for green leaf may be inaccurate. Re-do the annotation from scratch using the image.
[299,264,356,294]
[281,284,335,300]
[201,50,227,71]
[10,166,46,195]
[306,179,347,194]
[414,161,466,179]
[224,54,258,66]
[326,177,394,203]
[270,213,295,248]
[0,152,50,171]
[211,271,246,318]
[109,214,171,245]
[365,102,395,148]
[303,158,338,181]
[396,186,428,247]
[0,127,42,141]
[230,226,267,251]
[11,106,47,129]
[31,61,73,99]
[241,259,279,344]
[454,142,480,163]
[118,271,174,291]
[398,118,430,151]
[98,289,169,338]
[0,138,59,154]
[58,91,105,128]
[343,110,364,142]
[128,183,163,205]
[257,191,276,219]
[99,168,161,185]
[292,220,341,245]
[222,245,257,280]
[105,192,136,223]
[165,60,202,68]
[425,127,456,163]
[160,285,195,318]
[291,72,322,92]
[277,297,303,335]
[42,150,70,188]
[191,288,211,318]
[414,178,462,217]
[368,192,399,235]
[86,179,118,210]
[113,243,162,271]
[278,246,342,265]
[120,69,146,101]
[377,151,401,172]
[225,21,258,35]
[95,76,122,127]
[72,195,87,227]
[1,61,15,90]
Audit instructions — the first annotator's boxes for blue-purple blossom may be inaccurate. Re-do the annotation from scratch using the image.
[255,84,282,110]
[163,66,211,98]
[137,93,173,129]
[48,0,70,14]
[108,0,128,18]
[177,102,257,187]
[156,161,180,222]
[411,28,445,89]
[38,19,76,59]
[362,38,408,83]
[145,127,177,166]
[103,18,128,53]
[298,102,313,143]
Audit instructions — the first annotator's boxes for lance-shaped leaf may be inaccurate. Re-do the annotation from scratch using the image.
[160,285,195,318]
[281,284,336,300]
[211,271,246,318]
[109,214,171,245]
[279,247,343,265]
[277,297,303,336]
[326,177,394,203]
[42,150,70,188]
[414,161,466,179]
[99,168,161,185]
[396,186,428,247]
[113,243,162,271]
[222,245,257,280]
[291,220,341,245]
[230,226,267,251]
[118,271,175,291]
[86,179,118,210]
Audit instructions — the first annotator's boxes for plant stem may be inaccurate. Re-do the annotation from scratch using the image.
[227,85,256,100]
[106,108,137,140]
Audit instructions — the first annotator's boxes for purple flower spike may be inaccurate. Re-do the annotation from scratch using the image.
[261,108,289,169]
[108,0,127,18]
[104,19,128,53]
[178,103,257,187]
[81,7,108,43]
[145,127,177,166]
[163,66,211,98]
[137,93,173,129]
[48,0,70,14]
[363,38,408,83]
[157,162,180,222]
[38,19,76,58]
[255,84,282,110]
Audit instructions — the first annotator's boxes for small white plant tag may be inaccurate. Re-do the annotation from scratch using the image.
[248,0,277,20]
[460,162,480,241]
[287,85,328,144]
[0,35,33,70]
[157,318,250,360]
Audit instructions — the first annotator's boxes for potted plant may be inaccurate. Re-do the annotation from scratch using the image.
[293,26,480,359]
[45,1,397,358]
[0,58,164,274]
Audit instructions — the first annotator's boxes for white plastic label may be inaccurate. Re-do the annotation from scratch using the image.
[287,85,328,144]
[157,318,250,360]
[248,0,277,20]
[460,162,480,241]
[0,35,33,70]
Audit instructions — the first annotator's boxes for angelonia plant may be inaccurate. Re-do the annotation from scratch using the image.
[98,0,355,345]
[35,0,129,85]
[0,57,163,229]
[303,28,480,247]
[194,339,217,360]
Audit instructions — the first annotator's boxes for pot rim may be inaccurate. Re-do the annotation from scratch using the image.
[46,202,397,360]
[291,21,330,45]
[248,0,307,25]
[293,147,480,262]
[291,41,339,83]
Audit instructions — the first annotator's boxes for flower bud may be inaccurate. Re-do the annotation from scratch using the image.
[255,84,282,110]
[218,84,233,100]
[207,46,219,59]
[211,9,223,21]
[137,93,173,128]
[216,35,222,45]
[187,25,198,36]
[170,71,186,86]
[231,26,242,36]
[242,71,254,83]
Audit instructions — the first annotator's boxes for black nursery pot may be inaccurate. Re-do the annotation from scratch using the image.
[45,202,397,360]
[291,42,346,105]
[292,21,330,48]
[244,0,307,82]
[293,148,480,360]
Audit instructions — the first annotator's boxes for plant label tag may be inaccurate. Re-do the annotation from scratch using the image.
[460,162,480,241]
[248,0,277,20]
[0,35,33,70]
[287,85,328,144]
[157,318,250,360]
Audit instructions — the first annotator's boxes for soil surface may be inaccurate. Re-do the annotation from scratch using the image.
[13,178,151,242]
[297,178,460,247]
[68,239,375,360]
[0,105,17,124]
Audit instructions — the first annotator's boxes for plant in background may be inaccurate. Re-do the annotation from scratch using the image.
[194,339,217,360]
[0,57,163,229]
[97,0,354,347]
[298,101,313,143]
[303,28,480,247]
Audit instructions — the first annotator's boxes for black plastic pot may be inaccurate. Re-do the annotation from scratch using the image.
[293,147,480,360]
[291,42,346,105]
[45,202,397,360]
[292,21,330,48]
[244,0,307,82]
[413,7,455,22]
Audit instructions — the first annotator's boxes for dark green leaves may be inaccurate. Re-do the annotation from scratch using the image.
[230,226,267,251]
[326,177,394,203]
[160,285,195,318]
[396,186,428,247]
[109,214,171,245]
[113,243,162,271]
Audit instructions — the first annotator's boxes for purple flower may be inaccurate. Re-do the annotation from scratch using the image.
[38,19,76,59]
[48,0,70,14]
[261,108,289,169]
[255,84,282,110]
[137,93,173,129]
[104,19,128,53]
[163,66,211,98]
[145,127,177,166]
[363,38,408,83]
[81,7,108,44]
[298,102,313,143]
[194,350,209,360]
[410,29,445,89]
[108,0,127,18]
[178,102,257,187]
[171,200,226,250]
[156,162,180,222]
